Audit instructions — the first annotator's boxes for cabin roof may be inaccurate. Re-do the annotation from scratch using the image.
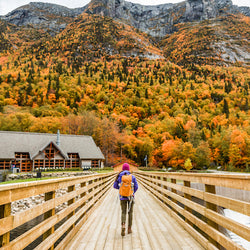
[0,131,105,160]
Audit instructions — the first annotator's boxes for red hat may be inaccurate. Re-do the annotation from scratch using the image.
[122,163,130,171]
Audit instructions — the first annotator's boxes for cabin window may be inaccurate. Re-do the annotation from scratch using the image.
[55,159,64,168]
[91,160,99,168]
[14,152,31,172]
[45,148,55,159]
[66,153,80,168]
[0,160,11,170]
[34,160,44,169]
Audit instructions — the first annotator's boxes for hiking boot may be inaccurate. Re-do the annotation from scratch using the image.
[121,223,126,236]
[128,226,132,234]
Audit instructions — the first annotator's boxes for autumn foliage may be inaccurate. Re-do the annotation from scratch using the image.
[0,13,249,170]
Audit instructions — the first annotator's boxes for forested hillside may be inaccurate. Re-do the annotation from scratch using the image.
[0,51,249,170]
[0,1,249,171]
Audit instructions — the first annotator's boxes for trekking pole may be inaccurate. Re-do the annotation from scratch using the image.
[128,182,134,212]
[128,196,134,212]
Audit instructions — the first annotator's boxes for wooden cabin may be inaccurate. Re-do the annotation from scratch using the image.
[0,131,105,172]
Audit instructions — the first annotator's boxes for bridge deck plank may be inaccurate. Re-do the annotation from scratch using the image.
[65,186,204,250]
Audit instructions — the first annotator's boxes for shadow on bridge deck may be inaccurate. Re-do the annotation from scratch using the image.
[65,186,203,250]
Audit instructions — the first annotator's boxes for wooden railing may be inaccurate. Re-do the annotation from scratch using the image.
[0,173,115,250]
[135,172,250,250]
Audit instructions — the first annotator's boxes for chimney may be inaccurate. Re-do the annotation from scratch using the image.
[56,129,60,146]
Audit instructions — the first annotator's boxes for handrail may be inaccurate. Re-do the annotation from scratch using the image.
[134,172,250,250]
[0,173,116,249]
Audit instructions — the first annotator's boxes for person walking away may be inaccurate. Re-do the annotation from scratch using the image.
[113,163,138,236]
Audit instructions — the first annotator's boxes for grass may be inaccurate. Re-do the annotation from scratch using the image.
[0,177,59,185]
[0,168,114,185]
[96,169,114,173]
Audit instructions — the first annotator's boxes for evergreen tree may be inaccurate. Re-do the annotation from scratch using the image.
[150,77,153,86]
[77,75,82,85]
[190,82,194,90]
[244,98,249,112]
[169,76,173,86]
[85,64,89,75]
[169,99,175,108]
[222,99,229,118]
[103,61,107,75]
[5,90,10,98]
[201,130,206,141]
[7,74,12,83]
[26,82,32,95]
[136,90,140,98]
[56,61,63,75]
[27,70,33,84]
[55,76,60,100]
[122,59,128,76]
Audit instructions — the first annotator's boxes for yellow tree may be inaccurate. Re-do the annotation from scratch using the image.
[184,158,193,171]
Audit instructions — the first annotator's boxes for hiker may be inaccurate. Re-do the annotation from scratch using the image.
[113,163,138,236]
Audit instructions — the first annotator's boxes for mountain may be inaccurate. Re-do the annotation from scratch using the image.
[75,0,250,38]
[84,0,185,38]
[0,0,249,65]
[1,2,86,36]
[2,0,250,38]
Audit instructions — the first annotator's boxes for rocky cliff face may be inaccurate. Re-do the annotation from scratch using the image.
[2,2,86,36]
[84,0,249,37]
[1,0,249,38]
[185,0,217,21]
[85,0,186,37]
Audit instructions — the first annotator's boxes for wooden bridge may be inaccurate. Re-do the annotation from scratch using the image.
[0,171,249,250]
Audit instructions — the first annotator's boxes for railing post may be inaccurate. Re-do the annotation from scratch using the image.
[95,177,101,201]
[78,180,87,222]
[157,176,162,197]
[88,180,93,202]
[171,178,177,203]
[205,184,219,247]
[67,185,76,232]
[183,181,193,226]
[100,176,105,192]
[151,175,154,185]
[94,178,98,191]
[162,176,170,206]
[80,180,87,206]
[43,191,55,250]
[0,203,11,247]
[150,175,153,186]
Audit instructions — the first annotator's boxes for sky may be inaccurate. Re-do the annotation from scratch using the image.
[0,0,250,16]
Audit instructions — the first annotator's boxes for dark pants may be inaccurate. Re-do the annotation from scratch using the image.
[120,200,134,227]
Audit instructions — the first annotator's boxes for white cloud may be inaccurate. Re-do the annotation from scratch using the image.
[0,0,249,16]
